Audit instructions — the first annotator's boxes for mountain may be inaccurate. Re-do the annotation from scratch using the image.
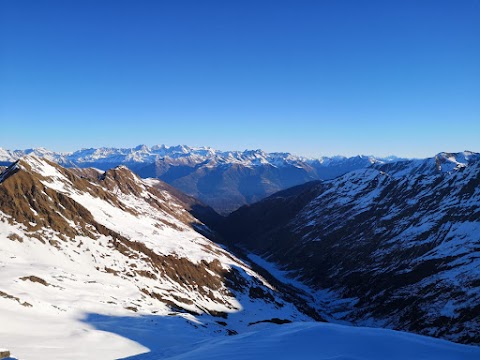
[0,145,398,214]
[2,154,480,359]
[69,166,223,231]
[0,156,313,359]
[219,151,480,345]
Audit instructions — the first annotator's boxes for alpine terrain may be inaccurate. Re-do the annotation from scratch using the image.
[0,156,311,359]
[1,153,479,359]
[220,151,480,345]
[0,145,398,214]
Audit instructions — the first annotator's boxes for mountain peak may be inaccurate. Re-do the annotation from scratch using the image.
[435,151,480,172]
[0,145,401,169]
[0,155,58,182]
[15,154,66,179]
[99,165,146,195]
[134,144,149,151]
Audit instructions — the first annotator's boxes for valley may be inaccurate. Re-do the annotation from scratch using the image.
[0,150,479,359]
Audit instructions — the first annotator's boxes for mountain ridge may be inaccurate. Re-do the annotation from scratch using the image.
[0,144,398,167]
[0,145,405,214]
[219,151,480,344]
[0,155,317,358]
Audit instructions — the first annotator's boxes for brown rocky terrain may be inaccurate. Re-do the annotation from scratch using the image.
[0,156,313,328]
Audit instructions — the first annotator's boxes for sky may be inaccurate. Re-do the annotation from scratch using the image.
[0,0,479,158]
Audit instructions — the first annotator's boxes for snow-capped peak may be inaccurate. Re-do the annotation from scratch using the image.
[0,145,398,169]
[435,151,480,172]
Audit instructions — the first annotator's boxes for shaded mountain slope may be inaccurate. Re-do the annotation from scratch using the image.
[220,152,480,344]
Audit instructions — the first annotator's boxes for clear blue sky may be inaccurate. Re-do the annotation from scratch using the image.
[1,0,479,158]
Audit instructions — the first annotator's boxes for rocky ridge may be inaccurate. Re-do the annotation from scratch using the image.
[0,155,313,357]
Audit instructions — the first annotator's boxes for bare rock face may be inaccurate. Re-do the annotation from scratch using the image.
[220,152,480,344]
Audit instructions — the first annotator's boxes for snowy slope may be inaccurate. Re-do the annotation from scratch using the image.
[221,151,480,344]
[373,150,480,177]
[164,322,480,360]
[0,156,310,359]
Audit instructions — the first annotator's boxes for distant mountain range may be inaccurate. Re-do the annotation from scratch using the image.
[0,145,401,214]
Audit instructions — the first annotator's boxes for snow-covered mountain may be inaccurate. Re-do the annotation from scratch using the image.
[220,151,480,345]
[2,154,480,359]
[0,156,312,359]
[0,145,398,214]
[0,145,383,169]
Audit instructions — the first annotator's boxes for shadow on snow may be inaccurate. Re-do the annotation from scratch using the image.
[81,312,219,360]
